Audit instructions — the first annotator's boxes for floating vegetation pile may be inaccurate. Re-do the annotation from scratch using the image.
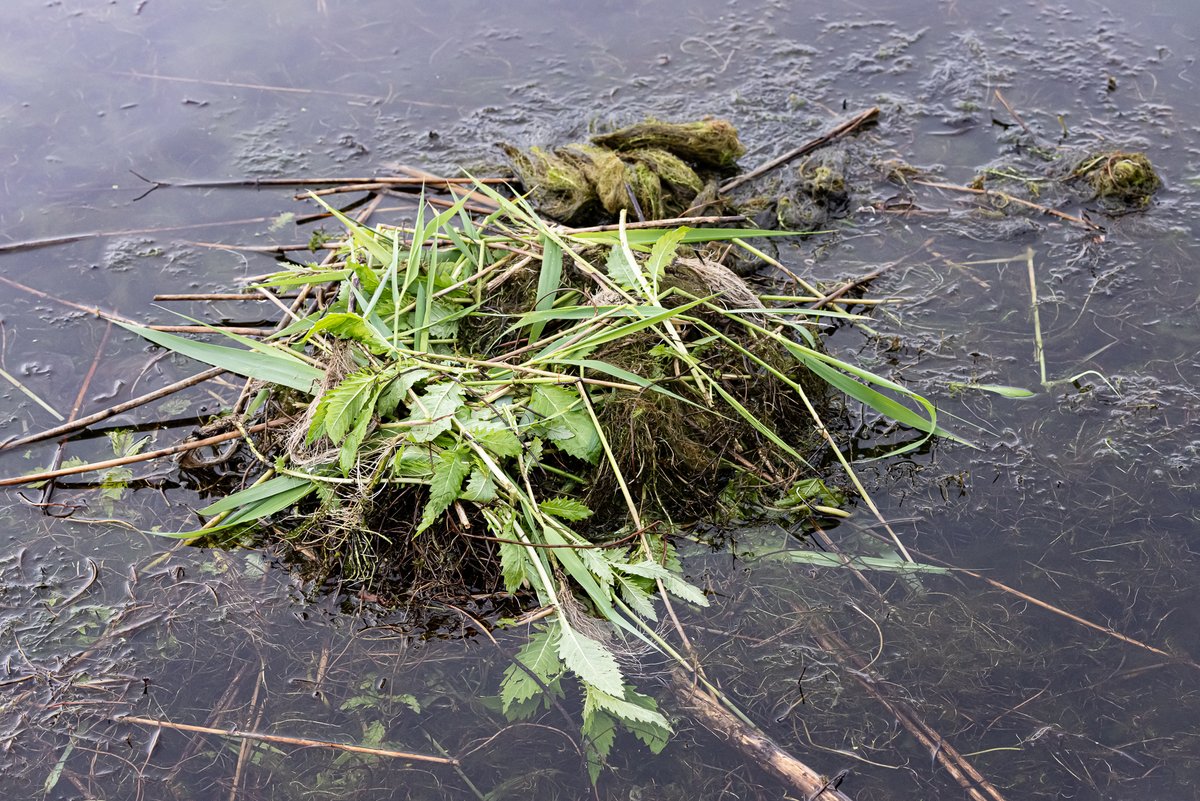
[107,178,944,781]
[1070,150,1162,207]
[501,117,744,224]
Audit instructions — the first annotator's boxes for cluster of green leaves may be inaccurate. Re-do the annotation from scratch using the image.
[122,181,953,778]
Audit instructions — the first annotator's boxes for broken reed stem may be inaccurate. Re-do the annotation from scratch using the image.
[116,715,458,766]
[1024,247,1048,387]
[993,89,1035,139]
[668,671,852,801]
[911,180,1103,231]
[720,106,881,194]
[810,239,930,311]
[0,367,225,453]
[0,214,303,256]
[0,418,287,487]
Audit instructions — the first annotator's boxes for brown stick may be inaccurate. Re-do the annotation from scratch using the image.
[668,671,853,800]
[0,419,286,487]
[910,180,1102,231]
[0,367,225,453]
[993,90,1035,139]
[40,322,113,505]
[116,715,458,765]
[0,214,301,255]
[721,107,881,194]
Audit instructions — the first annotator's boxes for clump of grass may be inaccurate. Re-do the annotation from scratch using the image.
[120,182,948,779]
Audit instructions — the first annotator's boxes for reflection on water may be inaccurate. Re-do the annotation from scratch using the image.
[2,0,1199,798]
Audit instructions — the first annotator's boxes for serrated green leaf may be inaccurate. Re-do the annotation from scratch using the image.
[584,685,671,730]
[339,411,373,476]
[406,382,465,443]
[557,627,624,696]
[393,446,435,478]
[417,447,471,534]
[660,574,709,607]
[604,244,639,289]
[500,626,562,715]
[376,367,431,419]
[461,468,497,503]
[581,709,617,784]
[499,539,528,593]
[305,312,391,352]
[527,385,601,463]
[646,226,689,281]
[614,572,657,620]
[538,497,592,521]
[319,370,380,445]
[620,690,672,753]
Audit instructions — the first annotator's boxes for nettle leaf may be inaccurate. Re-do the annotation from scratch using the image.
[465,412,523,458]
[500,626,562,715]
[393,446,435,478]
[584,685,671,730]
[615,559,708,607]
[376,368,432,419]
[620,690,671,753]
[339,412,373,476]
[307,312,391,353]
[614,572,656,620]
[539,497,592,521]
[499,539,528,593]
[582,709,618,785]
[461,469,498,503]
[605,244,639,289]
[645,226,690,281]
[528,385,601,463]
[417,447,472,534]
[320,370,381,444]
[557,627,624,697]
[406,382,465,443]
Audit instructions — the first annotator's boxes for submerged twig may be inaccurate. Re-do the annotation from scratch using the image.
[0,367,225,453]
[116,715,458,765]
[911,180,1103,231]
[0,419,287,487]
[720,107,880,194]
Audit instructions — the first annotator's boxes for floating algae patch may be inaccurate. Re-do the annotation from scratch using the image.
[591,118,746,170]
[501,117,745,223]
[1072,150,1162,207]
[498,143,599,223]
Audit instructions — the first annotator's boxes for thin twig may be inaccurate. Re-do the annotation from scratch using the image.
[40,322,112,506]
[721,107,880,194]
[0,419,287,487]
[993,89,1035,139]
[116,715,458,765]
[911,180,1103,231]
[0,367,225,453]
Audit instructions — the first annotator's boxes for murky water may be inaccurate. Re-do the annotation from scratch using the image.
[3,1,1199,798]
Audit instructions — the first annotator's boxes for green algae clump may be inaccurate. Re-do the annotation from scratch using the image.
[591,118,746,169]
[1073,151,1161,206]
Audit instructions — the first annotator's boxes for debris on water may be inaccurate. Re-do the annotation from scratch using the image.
[500,117,743,224]
[1071,150,1161,207]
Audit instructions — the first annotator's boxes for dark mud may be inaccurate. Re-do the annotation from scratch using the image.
[2,0,1200,799]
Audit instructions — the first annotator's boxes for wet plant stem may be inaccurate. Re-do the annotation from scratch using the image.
[1025,247,1048,387]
